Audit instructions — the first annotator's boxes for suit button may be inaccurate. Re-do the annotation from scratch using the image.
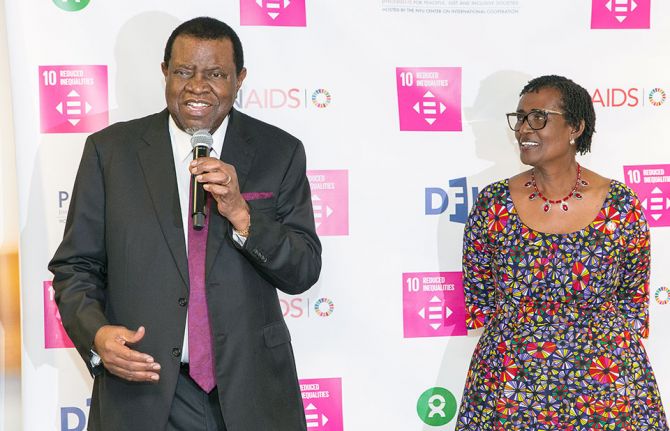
[252,249,268,263]
[172,348,181,357]
[178,298,188,307]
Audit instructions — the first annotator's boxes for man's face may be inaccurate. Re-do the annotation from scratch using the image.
[161,35,246,133]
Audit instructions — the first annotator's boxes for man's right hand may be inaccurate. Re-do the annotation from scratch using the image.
[93,325,161,382]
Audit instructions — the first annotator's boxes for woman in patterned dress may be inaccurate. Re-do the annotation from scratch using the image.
[455,75,668,430]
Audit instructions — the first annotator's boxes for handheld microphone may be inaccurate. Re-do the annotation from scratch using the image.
[190,129,214,230]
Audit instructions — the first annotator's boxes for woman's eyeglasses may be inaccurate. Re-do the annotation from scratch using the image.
[506,109,564,131]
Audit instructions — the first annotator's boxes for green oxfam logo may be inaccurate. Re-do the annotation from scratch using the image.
[416,387,458,426]
[53,0,90,12]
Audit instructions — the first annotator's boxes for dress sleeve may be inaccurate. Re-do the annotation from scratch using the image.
[616,191,651,339]
[462,185,497,329]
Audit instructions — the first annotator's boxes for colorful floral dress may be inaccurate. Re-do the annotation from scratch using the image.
[456,180,668,431]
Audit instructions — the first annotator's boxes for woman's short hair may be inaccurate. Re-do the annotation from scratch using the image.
[520,75,596,154]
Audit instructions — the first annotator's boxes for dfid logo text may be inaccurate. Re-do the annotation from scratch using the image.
[425,177,479,223]
[61,399,91,431]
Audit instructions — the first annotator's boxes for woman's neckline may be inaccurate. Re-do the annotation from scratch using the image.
[504,178,615,236]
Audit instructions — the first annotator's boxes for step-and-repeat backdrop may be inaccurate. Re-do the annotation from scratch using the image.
[5,1,670,429]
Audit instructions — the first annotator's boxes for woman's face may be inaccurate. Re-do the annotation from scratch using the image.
[514,87,577,168]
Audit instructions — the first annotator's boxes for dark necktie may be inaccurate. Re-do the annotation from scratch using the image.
[188,180,216,392]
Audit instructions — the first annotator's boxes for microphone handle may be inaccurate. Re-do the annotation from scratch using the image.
[191,145,211,230]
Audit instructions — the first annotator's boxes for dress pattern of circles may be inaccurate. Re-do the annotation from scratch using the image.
[455,179,668,431]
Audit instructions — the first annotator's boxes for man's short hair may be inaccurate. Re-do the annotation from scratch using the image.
[163,16,244,74]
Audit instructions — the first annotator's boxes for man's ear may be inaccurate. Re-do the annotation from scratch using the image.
[236,67,247,92]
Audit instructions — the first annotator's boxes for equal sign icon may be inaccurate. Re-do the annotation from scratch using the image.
[304,403,329,429]
[643,187,670,221]
[258,0,289,19]
[417,295,453,330]
[55,90,92,126]
[413,91,447,125]
[311,194,333,230]
[605,0,638,22]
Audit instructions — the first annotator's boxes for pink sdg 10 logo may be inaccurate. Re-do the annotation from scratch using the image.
[307,170,349,236]
[591,0,650,29]
[403,272,466,338]
[39,65,109,133]
[300,378,343,431]
[43,281,74,349]
[623,165,670,227]
[396,67,462,132]
[240,0,306,26]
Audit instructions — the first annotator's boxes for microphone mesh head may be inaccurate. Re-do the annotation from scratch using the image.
[190,129,214,149]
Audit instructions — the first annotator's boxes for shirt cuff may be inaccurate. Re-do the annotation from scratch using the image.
[232,230,247,246]
[89,350,102,368]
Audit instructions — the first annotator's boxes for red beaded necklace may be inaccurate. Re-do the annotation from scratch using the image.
[525,163,589,212]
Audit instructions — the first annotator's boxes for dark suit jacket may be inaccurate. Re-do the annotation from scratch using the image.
[49,108,322,431]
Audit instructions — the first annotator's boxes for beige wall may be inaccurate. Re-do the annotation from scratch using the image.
[0,0,21,373]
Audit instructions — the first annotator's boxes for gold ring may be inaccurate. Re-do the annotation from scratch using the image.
[222,175,232,186]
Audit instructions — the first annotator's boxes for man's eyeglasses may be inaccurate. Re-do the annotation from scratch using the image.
[506,109,563,131]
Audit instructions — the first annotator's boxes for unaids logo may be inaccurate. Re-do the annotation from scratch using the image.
[592,87,668,108]
[240,0,307,27]
[655,286,669,305]
[53,0,90,11]
[235,88,332,110]
[591,0,650,29]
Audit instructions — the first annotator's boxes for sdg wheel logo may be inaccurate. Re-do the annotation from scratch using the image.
[649,88,666,107]
[655,286,670,305]
[311,89,331,108]
[417,387,458,426]
[53,0,90,11]
[313,297,334,317]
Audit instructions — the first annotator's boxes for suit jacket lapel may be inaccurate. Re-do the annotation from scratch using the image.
[207,109,257,274]
[137,110,189,289]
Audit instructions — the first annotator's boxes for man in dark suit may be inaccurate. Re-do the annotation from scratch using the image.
[49,16,321,431]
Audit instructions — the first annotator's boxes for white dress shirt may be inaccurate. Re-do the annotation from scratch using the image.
[168,115,228,363]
